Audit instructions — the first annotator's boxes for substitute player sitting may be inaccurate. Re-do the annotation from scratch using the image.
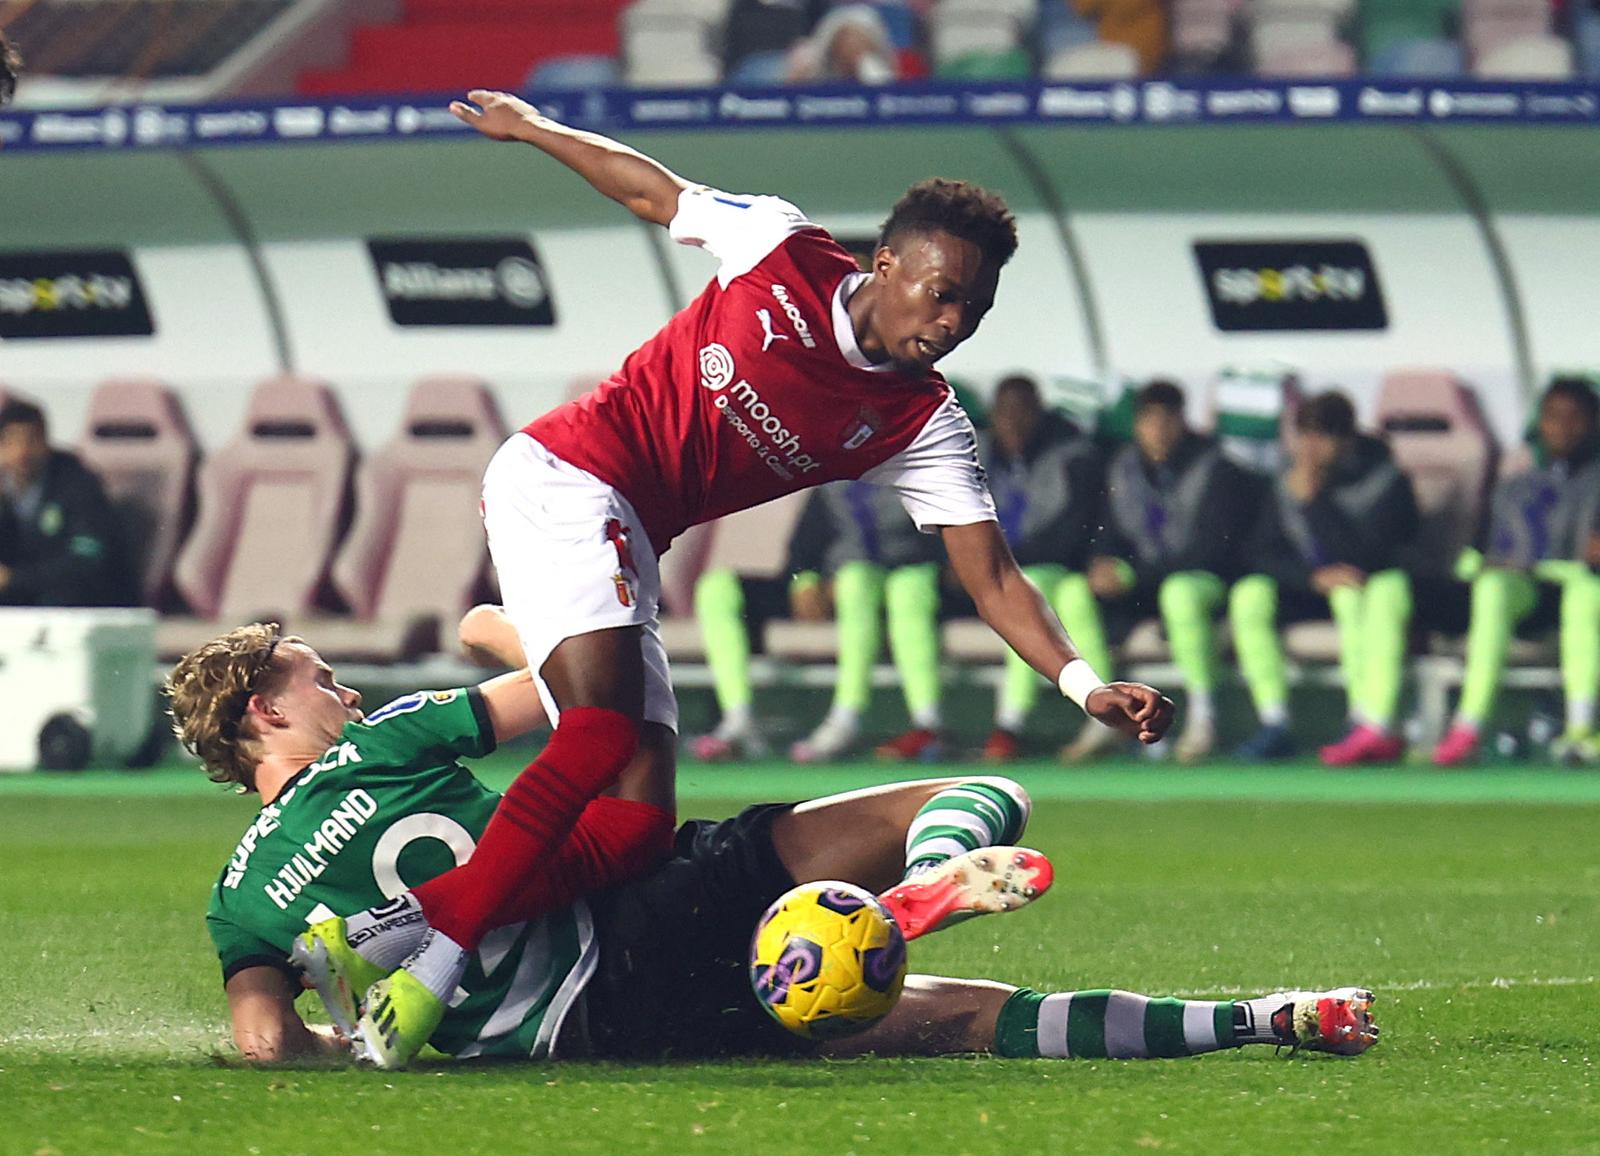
[318,90,1175,1068]
[170,623,1374,1068]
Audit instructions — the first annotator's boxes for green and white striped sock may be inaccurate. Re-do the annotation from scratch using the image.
[903,779,1030,878]
[994,988,1249,1059]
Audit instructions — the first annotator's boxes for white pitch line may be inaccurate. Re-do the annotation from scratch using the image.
[1192,976,1598,997]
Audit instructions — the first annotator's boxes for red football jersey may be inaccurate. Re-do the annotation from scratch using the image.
[526,188,996,555]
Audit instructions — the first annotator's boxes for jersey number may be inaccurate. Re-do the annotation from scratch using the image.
[303,812,475,925]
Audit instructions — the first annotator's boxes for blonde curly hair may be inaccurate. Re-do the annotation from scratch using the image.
[166,622,299,792]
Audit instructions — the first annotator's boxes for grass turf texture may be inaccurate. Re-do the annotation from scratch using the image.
[2,760,1596,1154]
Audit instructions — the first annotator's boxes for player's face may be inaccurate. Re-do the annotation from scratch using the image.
[0,421,49,488]
[871,231,1000,372]
[269,644,364,743]
[990,385,1041,458]
[1537,392,1594,462]
[1295,429,1344,473]
[1133,405,1185,464]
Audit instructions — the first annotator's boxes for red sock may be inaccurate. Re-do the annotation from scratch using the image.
[413,707,637,949]
[497,796,675,924]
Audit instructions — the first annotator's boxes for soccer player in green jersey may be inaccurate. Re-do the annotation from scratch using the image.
[174,618,1376,1068]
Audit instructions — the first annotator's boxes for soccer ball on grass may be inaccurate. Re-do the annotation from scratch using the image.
[749,880,907,1040]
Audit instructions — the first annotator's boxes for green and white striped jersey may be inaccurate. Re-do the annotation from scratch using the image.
[205,688,596,1059]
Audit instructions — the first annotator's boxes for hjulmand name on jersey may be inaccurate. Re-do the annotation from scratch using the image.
[698,342,824,482]
[222,740,378,906]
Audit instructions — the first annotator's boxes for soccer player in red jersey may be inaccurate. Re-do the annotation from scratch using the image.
[308,90,1176,1064]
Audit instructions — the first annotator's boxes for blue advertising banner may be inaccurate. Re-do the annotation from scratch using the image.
[2,77,1598,155]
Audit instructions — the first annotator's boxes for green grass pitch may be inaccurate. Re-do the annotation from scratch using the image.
[2,757,1597,1154]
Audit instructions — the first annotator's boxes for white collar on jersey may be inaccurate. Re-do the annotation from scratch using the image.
[832,271,897,373]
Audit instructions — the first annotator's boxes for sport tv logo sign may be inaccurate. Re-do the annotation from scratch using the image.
[0,250,154,339]
[1194,240,1387,332]
[368,238,556,327]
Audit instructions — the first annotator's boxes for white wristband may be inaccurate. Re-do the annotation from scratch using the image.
[1057,659,1106,711]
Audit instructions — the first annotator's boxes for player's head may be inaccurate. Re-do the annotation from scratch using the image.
[990,373,1043,457]
[0,32,19,108]
[868,178,1017,371]
[1537,376,1598,462]
[0,397,50,489]
[1293,389,1358,472]
[167,623,362,792]
[1132,379,1188,464]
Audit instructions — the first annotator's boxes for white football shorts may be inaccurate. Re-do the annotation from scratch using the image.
[481,432,678,732]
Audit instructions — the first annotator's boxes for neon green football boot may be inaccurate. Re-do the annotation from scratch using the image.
[357,970,446,1070]
[1269,987,1380,1055]
[290,917,386,1038]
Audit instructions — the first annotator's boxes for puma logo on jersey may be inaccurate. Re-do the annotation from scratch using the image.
[769,283,817,348]
[756,308,789,352]
[697,343,823,481]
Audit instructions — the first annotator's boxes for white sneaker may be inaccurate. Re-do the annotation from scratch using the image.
[790,715,859,763]
[1058,719,1123,763]
[1174,718,1216,764]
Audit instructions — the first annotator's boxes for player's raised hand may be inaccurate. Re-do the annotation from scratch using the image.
[449,90,542,140]
[1085,682,1175,745]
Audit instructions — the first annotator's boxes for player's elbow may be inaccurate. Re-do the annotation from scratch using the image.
[622,192,675,227]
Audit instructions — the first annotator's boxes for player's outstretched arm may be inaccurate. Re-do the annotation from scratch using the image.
[223,966,353,1065]
[449,90,691,226]
[941,520,1174,744]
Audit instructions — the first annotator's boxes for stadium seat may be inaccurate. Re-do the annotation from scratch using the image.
[726,50,792,85]
[869,1,920,51]
[77,380,197,611]
[1464,10,1553,67]
[527,53,623,89]
[1037,2,1103,59]
[623,0,727,85]
[1258,38,1357,73]
[1473,33,1574,78]
[1043,40,1142,77]
[937,46,1034,77]
[1171,2,1238,65]
[1249,12,1340,61]
[1375,370,1496,579]
[1252,0,1354,15]
[1368,36,1465,76]
[160,377,354,658]
[927,0,1029,67]
[1577,8,1600,78]
[311,377,507,661]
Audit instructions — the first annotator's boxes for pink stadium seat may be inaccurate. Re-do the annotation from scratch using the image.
[1465,9,1553,65]
[77,379,197,609]
[161,377,353,656]
[1376,370,1496,579]
[1172,0,1236,59]
[1474,33,1574,78]
[314,377,508,660]
[663,492,811,660]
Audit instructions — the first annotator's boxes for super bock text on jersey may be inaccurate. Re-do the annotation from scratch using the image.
[206,689,596,1059]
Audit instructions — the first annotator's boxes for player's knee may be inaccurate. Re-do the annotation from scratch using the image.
[971,775,1031,832]
[458,603,506,649]
[1369,569,1413,618]
[1229,575,1274,622]
[1157,575,1195,618]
